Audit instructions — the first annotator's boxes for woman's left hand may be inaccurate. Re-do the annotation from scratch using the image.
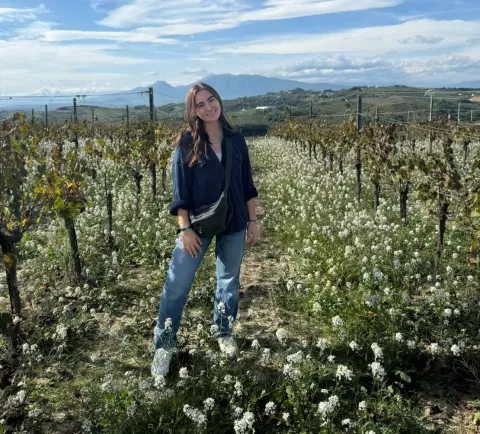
[247,221,259,247]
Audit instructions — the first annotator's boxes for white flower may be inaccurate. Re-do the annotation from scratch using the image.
[276,328,288,344]
[218,301,226,314]
[55,324,68,341]
[204,397,215,411]
[183,404,206,426]
[336,364,353,381]
[234,381,243,396]
[332,316,344,328]
[282,412,290,422]
[429,343,440,355]
[223,374,233,384]
[283,363,301,380]
[286,350,303,364]
[370,361,385,381]
[358,401,367,411]
[349,341,359,351]
[234,411,255,434]
[395,333,403,342]
[179,367,189,379]
[164,318,173,331]
[443,308,452,318]
[153,375,166,389]
[251,339,260,350]
[265,401,276,416]
[451,344,461,356]
[317,395,339,419]
[371,343,383,360]
[312,302,322,313]
[407,340,416,349]
[342,418,355,428]
[126,401,137,418]
[82,420,93,433]
[327,355,336,363]
[233,407,244,417]
[316,338,328,351]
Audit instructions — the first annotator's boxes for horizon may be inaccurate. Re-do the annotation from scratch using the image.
[0,0,479,96]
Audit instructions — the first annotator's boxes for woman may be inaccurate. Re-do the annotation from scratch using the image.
[151,83,259,376]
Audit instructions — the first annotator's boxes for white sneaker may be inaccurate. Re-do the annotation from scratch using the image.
[151,348,175,376]
[218,336,238,358]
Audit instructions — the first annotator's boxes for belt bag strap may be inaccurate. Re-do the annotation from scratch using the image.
[224,136,233,197]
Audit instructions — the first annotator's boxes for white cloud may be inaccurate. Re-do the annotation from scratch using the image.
[399,35,444,45]
[0,4,47,23]
[238,0,402,22]
[43,29,176,44]
[0,40,148,94]
[188,57,219,62]
[99,0,246,29]
[13,21,176,44]
[216,19,480,54]
[184,68,209,75]
[26,83,131,96]
[14,21,56,39]
[98,0,403,35]
[271,53,480,86]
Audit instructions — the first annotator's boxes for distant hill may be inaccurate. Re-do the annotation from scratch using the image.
[4,85,480,130]
[451,81,480,89]
[40,74,345,108]
[1,74,345,110]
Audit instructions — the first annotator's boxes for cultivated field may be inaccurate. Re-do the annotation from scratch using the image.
[0,117,480,433]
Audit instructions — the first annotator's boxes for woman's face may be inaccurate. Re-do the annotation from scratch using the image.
[194,90,221,123]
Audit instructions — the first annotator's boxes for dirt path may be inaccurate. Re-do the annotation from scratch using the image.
[235,200,287,344]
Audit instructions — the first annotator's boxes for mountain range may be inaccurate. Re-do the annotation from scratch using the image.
[452,80,480,89]
[4,74,480,112]
[84,74,346,107]
[1,74,344,110]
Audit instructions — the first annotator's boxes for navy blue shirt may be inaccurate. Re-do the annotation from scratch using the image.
[169,129,258,235]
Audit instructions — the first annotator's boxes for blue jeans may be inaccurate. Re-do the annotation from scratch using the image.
[153,228,246,350]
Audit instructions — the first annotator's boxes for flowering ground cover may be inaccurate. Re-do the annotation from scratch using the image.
[1,134,480,433]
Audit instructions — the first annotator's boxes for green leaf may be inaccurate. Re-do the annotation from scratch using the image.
[53,196,65,210]
[395,370,411,383]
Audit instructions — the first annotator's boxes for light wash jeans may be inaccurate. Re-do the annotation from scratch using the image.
[153,228,246,350]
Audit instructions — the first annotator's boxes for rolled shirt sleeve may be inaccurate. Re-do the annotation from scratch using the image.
[241,137,259,202]
[169,146,192,216]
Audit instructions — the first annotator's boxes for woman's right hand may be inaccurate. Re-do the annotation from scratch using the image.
[181,229,203,258]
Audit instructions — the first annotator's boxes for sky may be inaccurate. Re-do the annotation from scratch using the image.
[0,0,480,95]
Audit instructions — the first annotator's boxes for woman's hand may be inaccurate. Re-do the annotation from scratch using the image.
[247,221,259,247]
[181,229,203,258]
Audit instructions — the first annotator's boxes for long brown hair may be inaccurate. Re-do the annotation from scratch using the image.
[175,83,234,166]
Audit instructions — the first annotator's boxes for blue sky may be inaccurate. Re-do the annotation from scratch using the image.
[1,0,479,95]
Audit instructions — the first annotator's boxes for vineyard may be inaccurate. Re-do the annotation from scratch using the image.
[0,109,480,433]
